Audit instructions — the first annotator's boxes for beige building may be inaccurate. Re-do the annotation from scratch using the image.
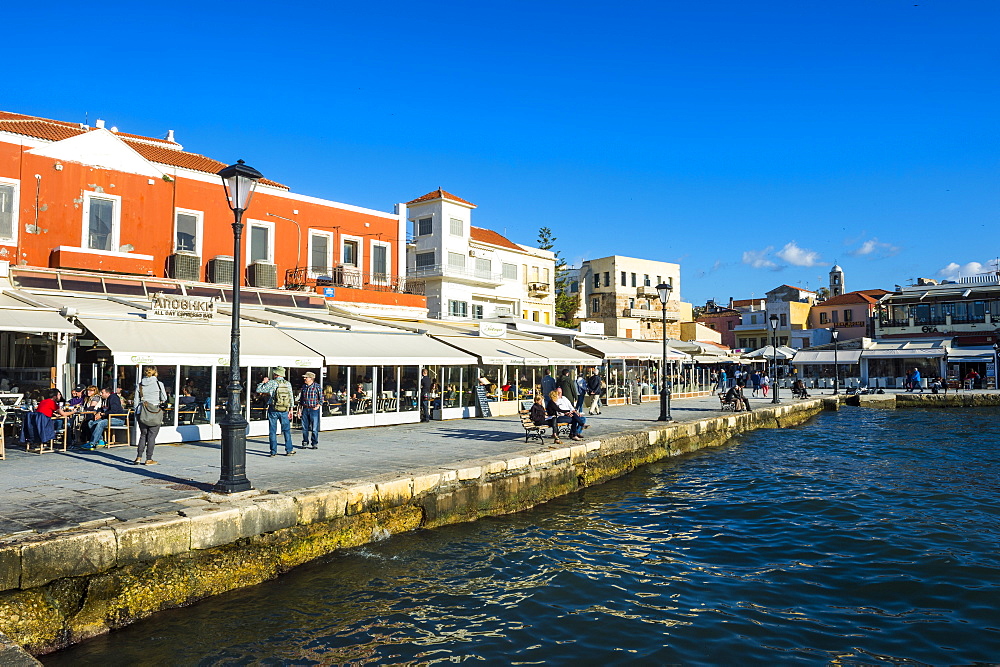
[569,255,690,339]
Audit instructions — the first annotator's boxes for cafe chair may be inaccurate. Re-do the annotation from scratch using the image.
[105,411,132,447]
[20,411,62,454]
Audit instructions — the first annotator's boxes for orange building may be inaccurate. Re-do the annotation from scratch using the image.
[0,110,424,315]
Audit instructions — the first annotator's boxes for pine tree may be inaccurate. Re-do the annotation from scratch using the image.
[537,227,579,328]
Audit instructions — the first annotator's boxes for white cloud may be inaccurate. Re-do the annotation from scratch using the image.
[938,259,999,280]
[742,247,780,270]
[849,237,900,258]
[776,241,822,267]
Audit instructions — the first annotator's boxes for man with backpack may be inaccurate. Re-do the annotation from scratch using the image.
[256,367,295,457]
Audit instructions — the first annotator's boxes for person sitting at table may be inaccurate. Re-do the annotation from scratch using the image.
[36,389,74,420]
[84,385,102,411]
[66,385,86,409]
[84,387,125,450]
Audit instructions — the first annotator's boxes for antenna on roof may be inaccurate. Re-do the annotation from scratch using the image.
[84,111,88,128]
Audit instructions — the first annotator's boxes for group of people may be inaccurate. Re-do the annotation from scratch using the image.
[255,367,323,456]
[713,368,772,397]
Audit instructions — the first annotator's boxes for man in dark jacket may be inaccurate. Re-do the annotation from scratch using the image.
[557,369,578,406]
[419,368,434,422]
[585,367,603,414]
[85,387,125,448]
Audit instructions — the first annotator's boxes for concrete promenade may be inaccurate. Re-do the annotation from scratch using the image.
[0,392,756,538]
[2,388,992,539]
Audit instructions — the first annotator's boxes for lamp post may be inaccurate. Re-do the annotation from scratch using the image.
[832,328,840,395]
[943,348,949,394]
[993,342,999,391]
[656,282,673,421]
[769,313,780,404]
[214,160,263,494]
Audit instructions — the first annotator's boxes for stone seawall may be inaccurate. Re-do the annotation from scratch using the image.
[847,392,1000,409]
[0,400,823,655]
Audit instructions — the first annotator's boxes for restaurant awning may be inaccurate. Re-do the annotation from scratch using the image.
[433,335,547,365]
[576,337,687,361]
[78,316,323,367]
[791,350,863,364]
[0,293,80,334]
[945,346,995,360]
[505,339,601,365]
[279,329,477,365]
[862,341,947,359]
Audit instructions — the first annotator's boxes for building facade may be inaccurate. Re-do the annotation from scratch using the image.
[569,255,687,340]
[0,110,424,317]
[732,284,816,350]
[404,189,556,322]
[808,289,888,340]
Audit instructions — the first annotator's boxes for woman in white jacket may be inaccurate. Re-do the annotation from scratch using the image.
[135,366,168,465]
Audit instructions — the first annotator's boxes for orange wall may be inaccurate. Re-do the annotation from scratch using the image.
[0,140,402,285]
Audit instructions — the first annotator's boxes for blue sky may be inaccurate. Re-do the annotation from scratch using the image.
[7,0,998,304]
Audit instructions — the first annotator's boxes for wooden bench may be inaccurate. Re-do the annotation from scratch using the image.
[719,392,738,411]
[519,410,548,442]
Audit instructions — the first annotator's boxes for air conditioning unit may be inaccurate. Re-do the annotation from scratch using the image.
[468,249,478,257]
[167,252,201,282]
[248,261,278,289]
[207,255,234,285]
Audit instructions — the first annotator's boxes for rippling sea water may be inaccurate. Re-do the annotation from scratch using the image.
[45,407,1000,666]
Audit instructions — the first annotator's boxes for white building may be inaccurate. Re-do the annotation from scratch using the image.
[404,189,556,322]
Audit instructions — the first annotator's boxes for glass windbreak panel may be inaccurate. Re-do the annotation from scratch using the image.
[113,365,139,410]
[350,365,374,414]
[440,366,462,408]
[103,280,146,297]
[149,365,177,426]
[239,290,262,306]
[248,367,272,421]
[179,366,212,425]
[479,365,502,401]
[376,365,399,413]
[145,281,184,295]
[88,198,115,250]
[176,213,198,253]
[297,295,326,309]
[215,366,248,422]
[399,366,419,412]
[464,365,478,407]
[11,271,60,290]
[60,276,105,293]
[186,286,225,300]
[912,304,930,324]
[258,292,296,307]
[323,365,350,416]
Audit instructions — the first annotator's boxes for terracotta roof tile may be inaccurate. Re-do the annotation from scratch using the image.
[776,284,816,293]
[0,109,287,189]
[818,290,883,307]
[406,188,476,207]
[470,226,523,251]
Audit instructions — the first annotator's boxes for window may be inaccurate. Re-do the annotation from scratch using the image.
[779,336,788,346]
[591,297,600,313]
[502,263,517,280]
[779,313,787,327]
[309,231,333,274]
[415,251,435,268]
[249,223,273,263]
[603,272,610,287]
[569,280,579,293]
[621,271,627,286]
[594,273,601,288]
[448,252,466,268]
[820,312,828,324]
[831,311,839,323]
[372,243,388,277]
[844,309,853,322]
[522,265,529,283]
[531,266,540,282]
[542,268,550,285]
[544,312,550,324]
[83,192,120,251]
[342,238,360,267]
[449,218,463,236]
[631,273,637,287]
[532,311,539,322]
[475,258,491,274]
[472,304,484,319]
[0,179,19,244]
[448,300,467,317]
[656,275,662,286]
[728,321,735,330]
[416,217,432,236]
[628,298,635,309]
[174,210,202,254]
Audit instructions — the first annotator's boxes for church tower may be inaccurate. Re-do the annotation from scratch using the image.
[829,264,845,297]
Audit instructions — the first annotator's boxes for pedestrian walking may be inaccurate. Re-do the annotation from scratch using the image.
[717,369,728,391]
[420,368,434,422]
[134,366,167,465]
[574,371,588,413]
[761,373,770,397]
[540,369,557,398]
[557,369,578,408]
[750,370,761,397]
[297,371,322,449]
[586,367,603,415]
[256,367,295,457]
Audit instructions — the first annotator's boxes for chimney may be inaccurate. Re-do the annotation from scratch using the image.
[95,119,105,129]
[166,129,175,143]
[728,296,734,309]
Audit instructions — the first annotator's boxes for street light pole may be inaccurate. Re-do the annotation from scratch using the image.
[769,313,780,404]
[993,342,999,391]
[832,328,840,395]
[656,282,673,421]
[214,160,263,494]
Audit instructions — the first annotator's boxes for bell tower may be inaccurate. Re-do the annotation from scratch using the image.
[829,264,845,297]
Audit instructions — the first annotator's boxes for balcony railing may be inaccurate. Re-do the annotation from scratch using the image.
[285,266,425,295]
[410,263,502,284]
[879,319,910,328]
[625,307,679,320]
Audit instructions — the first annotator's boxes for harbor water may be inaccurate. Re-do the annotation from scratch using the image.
[44,407,1000,665]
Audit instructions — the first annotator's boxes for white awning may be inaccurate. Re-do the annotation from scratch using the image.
[0,307,80,334]
[792,350,863,364]
[862,348,945,359]
[78,316,323,367]
[577,337,687,360]
[505,339,601,365]
[946,346,995,360]
[434,335,547,365]
[280,329,477,365]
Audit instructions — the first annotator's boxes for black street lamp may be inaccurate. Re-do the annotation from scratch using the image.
[993,342,999,391]
[943,348,949,394]
[656,282,673,421]
[832,328,840,395]
[769,313,780,404]
[214,159,263,494]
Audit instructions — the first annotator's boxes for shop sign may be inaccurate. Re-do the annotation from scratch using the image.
[988,361,996,378]
[323,287,336,298]
[130,355,155,364]
[478,322,507,338]
[148,292,216,321]
[579,321,604,335]
[294,359,312,367]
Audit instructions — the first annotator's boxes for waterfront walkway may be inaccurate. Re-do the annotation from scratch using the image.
[0,389,985,538]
